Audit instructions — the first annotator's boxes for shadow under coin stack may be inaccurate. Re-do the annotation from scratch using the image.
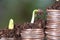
[6,29,15,40]
[21,22,44,40]
[46,1,60,40]
[14,24,21,40]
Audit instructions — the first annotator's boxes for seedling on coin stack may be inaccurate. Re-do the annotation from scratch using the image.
[21,9,44,40]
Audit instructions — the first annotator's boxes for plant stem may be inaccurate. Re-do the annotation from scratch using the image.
[31,9,38,23]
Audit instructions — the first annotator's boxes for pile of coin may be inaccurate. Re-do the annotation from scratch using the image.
[20,22,44,40]
[45,10,60,40]
[21,29,44,40]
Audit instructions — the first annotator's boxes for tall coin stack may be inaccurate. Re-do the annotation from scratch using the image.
[45,3,60,40]
[45,1,60,40]
[21,22,44,40]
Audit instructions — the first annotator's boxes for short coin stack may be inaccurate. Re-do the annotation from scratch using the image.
[21,23,44,40]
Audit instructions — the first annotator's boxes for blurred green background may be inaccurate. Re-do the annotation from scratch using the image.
[0,0,55,28]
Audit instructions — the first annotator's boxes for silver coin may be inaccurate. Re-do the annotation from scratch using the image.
[47,38,60,40]
[23,29,43,31]
[46,35,60,40]
[7,38,15,40]
[45,31,60,36]
[0,37,7,40]
[47,13,60,16]
[21,29,44,34]
[21,33,44,38]
[22,38,44,40]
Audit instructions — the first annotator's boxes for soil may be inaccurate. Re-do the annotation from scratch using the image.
[47,1,60,10]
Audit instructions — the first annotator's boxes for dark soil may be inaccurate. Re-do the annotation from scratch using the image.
[47,1,60,10]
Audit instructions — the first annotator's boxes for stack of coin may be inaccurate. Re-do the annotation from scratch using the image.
[21,22,44,40]
[46,9,60,40]
[21,29,44,40]
[46,10,60,28]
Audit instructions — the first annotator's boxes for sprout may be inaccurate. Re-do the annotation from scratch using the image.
[8,19,14,30]
[31,9,39,23]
